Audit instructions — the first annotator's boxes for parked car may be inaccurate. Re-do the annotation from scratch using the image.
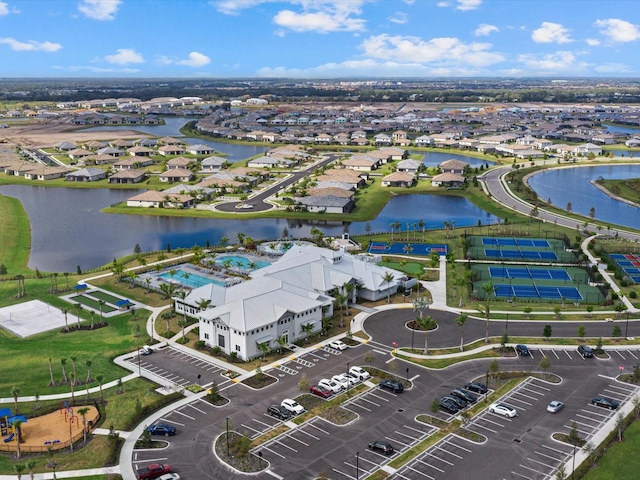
[329,340,348,350]
[343,372,360,386]
[268,404,292,420]
[310,385,332,399]
[591,397,619,410]
[139,345,153,355]
[451,388,478,404]
[157,474,181,480]
[515,344,531,356]
[547,401,564,413]
[578,345,594,358]
[444,395,467,409]
[489,403,518,418]
[332,374,350,390]
[349,366,371,381]
[464,382,488,394]
[368,440,395,455]
[147,424,176,436]
[438,397,460,414]
[137,464,173,480]
[281,399,305,415]
[379,379,404,393]
[318,378,342,394]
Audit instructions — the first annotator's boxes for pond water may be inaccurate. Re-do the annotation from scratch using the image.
[527,164,640,230]
[0,185,498,272]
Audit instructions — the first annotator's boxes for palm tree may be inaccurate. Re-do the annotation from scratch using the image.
[69,372,75,405]
[343,283,355,315]
[13,463,25,479]
[70,356,78,386]
[85,360,94,383]
[383,272,395,303]
[481,281,495,343]
[48,357,56,387]
[334,292,347,328]
[418,219,425,241]
[456,313,468,352]
[98,300,105,326]
[75,303,82,328]
[12,419,22,459]
[60,358,69,384]
[300,323,314,343]
[389,223,395,241]
[218,236,229,247]
[96,374,104,404]
[178,319,187,342]
[277,335,287,354]
[62,308,69,332]
[257,341,271,361]
[90,311,95,330]
[11,386,20,414]
[415,315,436,354]
[144,277,152,294]
[25,460,36,480]
[197,298,212,311]
[77,407,90,443]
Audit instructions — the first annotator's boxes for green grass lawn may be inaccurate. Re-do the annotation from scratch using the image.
[582,420,640,480]
[86,290,128,305]
[378,259,427,276]
[70,294,118,312]
[0,194,31,276]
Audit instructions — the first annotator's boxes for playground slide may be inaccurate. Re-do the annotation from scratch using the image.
[3,433,14,443]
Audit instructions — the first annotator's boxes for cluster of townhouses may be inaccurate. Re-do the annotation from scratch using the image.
[174,244,408,361]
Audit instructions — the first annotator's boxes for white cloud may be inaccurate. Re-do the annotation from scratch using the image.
[586,38,601,46]
[389,12,408,25]
[273,2,366,33]
[594,62,631,73]
[436,1,450,7]
[595,18,640,43]
[157,52,211,67]
[456,0,482,10]
[0,37,62,52]
[475,24,498,36]
[78,0,122,20]
[0,2,8,16]
[211,0,274,15]
[360,34,504,67]
[177,52,211,67]
[53,65,139,73]
[402,0,415,4]
[518,51,589,72]
[531,22,572,44]
[104,48,144,64]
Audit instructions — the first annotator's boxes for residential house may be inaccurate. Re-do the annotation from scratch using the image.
[439,159,468,174]
[297,195,355,214]
[126,190,193,208]
[159,168,194,183]
[431,172,465,188]
[65,168,107,182]
[186,144,215,155]
[381,172,415,187]
[200,155,227,173]
[127,146,154,157]
[114,157,154,170]
[157,145,185,156]
[166,156,193,169]
[396,159,422,174]
[108,169,146,184]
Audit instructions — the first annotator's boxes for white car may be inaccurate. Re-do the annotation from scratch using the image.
[281,398,304,415]
[318,378,342,394]
[349,366,371,381]
[331,374,351,389]
[329,340,348,350]
[158,474,181,480]
[345,372,361,385]
[489,402,517,418]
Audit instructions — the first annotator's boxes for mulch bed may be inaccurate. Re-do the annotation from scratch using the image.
[242,373,277,389]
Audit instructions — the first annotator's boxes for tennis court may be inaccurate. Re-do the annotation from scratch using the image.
[610,253,640,283]
[494,284,583,301]
[484,248,558,260]
[368,242,449,256]
[488,266,571,281]
[481,238,550,248]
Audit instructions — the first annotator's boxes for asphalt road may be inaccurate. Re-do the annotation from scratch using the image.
[481,166,640,242]
[214,154,340,213]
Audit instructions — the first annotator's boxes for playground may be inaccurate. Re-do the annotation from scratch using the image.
[368,241,449,256]
[0,403,99,453]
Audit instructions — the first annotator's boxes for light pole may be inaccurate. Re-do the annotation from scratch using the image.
[505,313,509,335]
[356,451,360,479]
[226,417,230,458]
[625,312,630,339]
[406,367,409,383]
[347,362,350,396]
[571,441,576,480]
[137,347,141,377]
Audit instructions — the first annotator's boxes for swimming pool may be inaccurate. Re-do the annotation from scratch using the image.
[159,269,225,288]
[216,255,271,271]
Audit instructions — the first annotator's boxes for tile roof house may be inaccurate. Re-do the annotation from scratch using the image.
[381,171,415,187]
[159,168,194,183]
[65,168,107,182]
[157,145,185,156]
[200,155,227,173]
[297,195,355,213]
[431,172,465,187]
[126,190,194,208]
[396,159,422,173]
[440,159,468,174]
[108,169,146,184]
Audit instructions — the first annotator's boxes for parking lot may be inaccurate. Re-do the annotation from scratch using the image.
[265,344,345,379]
[125,345,232,388]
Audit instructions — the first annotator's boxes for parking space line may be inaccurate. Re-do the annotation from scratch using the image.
[551,350,559,359]
[534,450,562,462]
[359,397,381,407]
[510,470,534,480]
[405,424,430,435]
[159,418,184,426]
[518,463,548,476]
[627,350,638,360]
[274,439,297,452]
[582,408,611,419]
[132,456,168,464]
[518,386,546,396]
[307,421,330,435]
[482,415,512,426]
[241,423,262,434]
[368,391,392,402]
[394,430,420,442]
[410,463,438,477]
[347,402,371,412]
[306,351,326,361]
[332,467,357,479]
[185,403,207,414]
[356,456,379,468]
[572,419,598,430]
[392,472,415,480]
[416,458,445,473]
[527,381,551,391]
[541,444,572,456]
[173,410,195,420]
[467,423,497,434]
[576,413,602,424]
[296,429,319,440]
[527,457,556,471]
[563,350,573,359]
[386,436,410,448]
[435,445,463,459]
[423,451,453,466]
[508,395,533,406]
[285,435,309,447]
[253,418,273,428]
[260,445,286,459]
[607,383,636,393]
[444,439,471,453]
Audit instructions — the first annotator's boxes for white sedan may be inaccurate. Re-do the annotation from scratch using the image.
[281,398,305,415]
[489,402,517,418]
[349,366,371,381]
[329,340,348,350]
[331,374,351,389]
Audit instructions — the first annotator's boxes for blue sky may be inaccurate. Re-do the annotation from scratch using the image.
[1,0,639,78]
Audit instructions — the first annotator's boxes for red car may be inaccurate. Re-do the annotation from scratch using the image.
[137,464,173,479]
[310,384,332,398]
